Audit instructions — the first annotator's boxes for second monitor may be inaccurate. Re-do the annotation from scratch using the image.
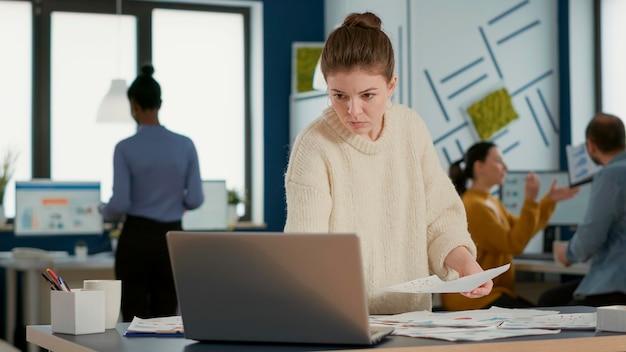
[181,180,228,231]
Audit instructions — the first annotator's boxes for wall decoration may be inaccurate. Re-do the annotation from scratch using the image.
[291,42,325,94]
[466,87,518,140]
[413,0,560,170]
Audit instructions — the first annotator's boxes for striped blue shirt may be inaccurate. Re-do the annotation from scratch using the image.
[99,125,204,222]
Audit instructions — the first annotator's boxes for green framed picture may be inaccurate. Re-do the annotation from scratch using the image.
[291,42,325,94]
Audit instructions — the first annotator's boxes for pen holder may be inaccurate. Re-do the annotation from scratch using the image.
[597,305,626,332]
[51,289,105,335]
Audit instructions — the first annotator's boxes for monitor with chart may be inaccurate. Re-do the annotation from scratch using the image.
[500,171,591,226]
[14,180,103,236]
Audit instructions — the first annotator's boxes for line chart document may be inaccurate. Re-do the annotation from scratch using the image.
[378,263,510,293]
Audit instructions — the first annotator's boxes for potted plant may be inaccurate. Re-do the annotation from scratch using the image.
[227,188,246,227]
[0,148,18,225]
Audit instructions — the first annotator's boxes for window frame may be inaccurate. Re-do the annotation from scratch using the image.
[31,0,255,221]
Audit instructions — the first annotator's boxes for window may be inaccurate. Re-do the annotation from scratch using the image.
[152,9,247,214]
[600,0,626,121]
[50,12,136,208]
[0,0,32,218]
[8,0,262,224]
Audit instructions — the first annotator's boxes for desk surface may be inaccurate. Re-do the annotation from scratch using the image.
[26,307,626,352]
[513,258,589,275]
[0,251,114,270]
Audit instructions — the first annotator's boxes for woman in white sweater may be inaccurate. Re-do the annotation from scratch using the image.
[284,12,492,314]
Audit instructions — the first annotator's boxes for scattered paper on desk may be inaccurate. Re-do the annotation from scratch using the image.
[386,306,560,322]
[500,313,597,330]
[369,307,566,341]
[371,306,559,328]
[126,316,184,334]
[377,263,510,293]
[394,326,560,341]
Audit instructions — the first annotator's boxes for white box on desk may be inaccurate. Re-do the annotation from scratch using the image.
[51,289,105,335]
[597,305,626,333]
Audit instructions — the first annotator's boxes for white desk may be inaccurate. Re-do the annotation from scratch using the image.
[0,252,114,352]
[513,258,590,275]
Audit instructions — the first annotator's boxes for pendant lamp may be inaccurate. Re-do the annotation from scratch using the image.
[312,57,327,91]
[96,0,132,123]
[96,79,131,122]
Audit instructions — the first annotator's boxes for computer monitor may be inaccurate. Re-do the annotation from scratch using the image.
[14,180,103,236]
[181,180,228,231]
[500,171,592,254]
[500,171,591,226]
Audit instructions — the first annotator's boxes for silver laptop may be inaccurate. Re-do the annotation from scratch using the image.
[166,231,394,345]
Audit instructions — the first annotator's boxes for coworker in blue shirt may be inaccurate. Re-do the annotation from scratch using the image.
[99,64,204,321]
[539,113,626,307]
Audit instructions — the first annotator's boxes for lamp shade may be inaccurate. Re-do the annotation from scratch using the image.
[96,79,132,123]
[312,57,327,91]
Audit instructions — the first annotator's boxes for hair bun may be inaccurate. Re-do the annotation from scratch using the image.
[140,64,155,76]
[342,12,382,30]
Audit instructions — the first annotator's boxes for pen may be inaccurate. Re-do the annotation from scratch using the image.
[41,272,61,291]
[57,276,71,292]
[45,268,61,286]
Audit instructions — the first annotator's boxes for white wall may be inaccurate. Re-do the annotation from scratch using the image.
[320,0,595,172]
[569,0,596,145]
[411,0,560,170]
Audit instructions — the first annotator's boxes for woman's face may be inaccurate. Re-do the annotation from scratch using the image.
[475,147,508,186]
[325,69,397,141]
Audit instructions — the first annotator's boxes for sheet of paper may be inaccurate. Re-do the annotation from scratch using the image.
[370,307,559,328]
[126,316,184,334]
[566,143,602,186]
[378,263,510,293]
[393,326,560,341]
[370,307,567,342]
[383,306,560,321]
[500,313,597,330]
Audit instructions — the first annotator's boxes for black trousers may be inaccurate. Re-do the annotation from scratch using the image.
[115,215,182,321]
[538,278,626,307]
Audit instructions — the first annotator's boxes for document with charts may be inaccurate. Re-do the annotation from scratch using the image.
[124,316,184,337]
[566,143,602,187]
[377,264,510,294]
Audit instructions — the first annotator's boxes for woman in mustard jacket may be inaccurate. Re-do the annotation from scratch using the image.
[442,141,578,310]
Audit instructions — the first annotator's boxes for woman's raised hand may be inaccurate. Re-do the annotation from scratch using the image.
[547,178,580,202]
[524,172,540,201]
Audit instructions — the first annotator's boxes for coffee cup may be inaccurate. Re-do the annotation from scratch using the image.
[83,279,122,329]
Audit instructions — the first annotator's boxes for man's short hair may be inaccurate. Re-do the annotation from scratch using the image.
[586,113,626,153]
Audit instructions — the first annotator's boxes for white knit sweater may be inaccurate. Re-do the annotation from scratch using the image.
[284,103,476,314]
